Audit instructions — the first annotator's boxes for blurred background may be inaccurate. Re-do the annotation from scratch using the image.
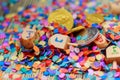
[0,0,115,16]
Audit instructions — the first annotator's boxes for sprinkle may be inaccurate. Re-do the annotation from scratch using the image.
[74,47,80,53]
[52,55,59,62]
[33,46,40,53]
[43,71,49,76]
[88,57,95,62]
[69,74,76,79]
[88,69,94,75]
[0,55,4,61]
[72,55,79,61]
[20,67,28,73]
[96,54,104,61]
[54,28,59,34]
[59,73,65,78]
[41,75,48,80]
[38,41,46,46]
[76,35,81,41]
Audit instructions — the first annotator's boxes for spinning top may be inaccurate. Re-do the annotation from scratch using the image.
[109,1,120,15]
[20,25,37,49]
[106,45,120,64]
[48,34,78,49]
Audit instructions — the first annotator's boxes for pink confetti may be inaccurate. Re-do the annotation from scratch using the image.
[2,22,8,27]
[92,46,98,50]
[88,69,94,75]
[70,52,76,57]
[42,20,49,27]
[114,72,120,77]
[30,8,36,12]
[0,46,2,49]
[3,42,9,47]
[59,73,65,78]
[0,33,6,39]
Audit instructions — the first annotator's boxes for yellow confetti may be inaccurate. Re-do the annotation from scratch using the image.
[10,56,17,61]
[48,8,73,31]
[5,13,16,18]
[38,41,46,46]
[0,56,4,61]
[18,52,24,61]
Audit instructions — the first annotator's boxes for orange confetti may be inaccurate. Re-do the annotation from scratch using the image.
[110,34,115,40]
[113,26,120,33]
[83,50,91,56]
[96,7,103,14]
[33,61,40,69]
[40,67,46,72]
[15,64,22,71]
[33,46,40,53]
[72,56,79,61]
[59,68,68,73]
[53,23,59,28]
[69,74,76,79]
[81,66,88,71]
[0,72,2,77]
[14,28,18,32]
[65,49,70,54]
[88,57,95,62]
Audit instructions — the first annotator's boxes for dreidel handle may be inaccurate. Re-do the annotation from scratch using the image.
[112,61,118,70]
[67,43,78,46]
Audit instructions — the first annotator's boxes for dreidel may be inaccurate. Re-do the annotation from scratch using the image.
[106,45,120,64]
[109,1,120,15]
[94,33,109,49]
[20,25,38,49]
[48,34,78,50]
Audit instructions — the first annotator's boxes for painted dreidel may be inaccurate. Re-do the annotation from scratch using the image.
[94,33,109,49]
[48,34,78,49]
[106,45,120,64]
[101,21,115,32]
[20,25,38,49]
[109,1,120,15]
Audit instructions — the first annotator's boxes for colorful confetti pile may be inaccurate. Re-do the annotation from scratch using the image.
[0,0,120,80]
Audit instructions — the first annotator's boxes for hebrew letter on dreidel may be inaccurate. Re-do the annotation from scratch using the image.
[48,34,78,49]
[22,25,36,40]
[106,45,120,64]
[20,25,37,49]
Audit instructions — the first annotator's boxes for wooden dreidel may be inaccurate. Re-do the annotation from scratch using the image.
[106,45,120,64]
[109,1,120,15]
[48,34,78,50]
[101,21,115,32]
[94,33,109,49]
[20,25,37,49]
